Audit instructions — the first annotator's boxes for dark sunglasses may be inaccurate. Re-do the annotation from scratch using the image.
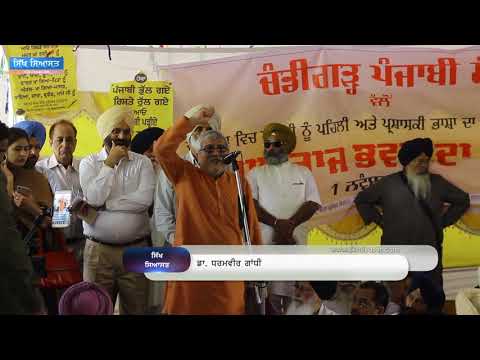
[264,141,283,149]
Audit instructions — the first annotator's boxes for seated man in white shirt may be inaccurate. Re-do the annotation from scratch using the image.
[316,282,357,315]
[154,115,221,245]
[247,123,322,315]
[350,281,389,315]
[79,106,155,315]
[383,278,409,315]
[36,120,85,269]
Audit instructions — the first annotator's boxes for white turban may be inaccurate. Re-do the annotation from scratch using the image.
[186,112,221,146]
[96,106,136,141]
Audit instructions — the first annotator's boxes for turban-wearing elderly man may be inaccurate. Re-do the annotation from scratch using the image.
[79,106,155,314]
[247,123,322,315]
[354,137,470,300]
[153,105,262,315]
[13,120,46,168]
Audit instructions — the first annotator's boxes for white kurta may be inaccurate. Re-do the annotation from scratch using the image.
[247,161,322,297]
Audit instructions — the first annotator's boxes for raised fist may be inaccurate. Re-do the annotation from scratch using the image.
[184,104,215,126]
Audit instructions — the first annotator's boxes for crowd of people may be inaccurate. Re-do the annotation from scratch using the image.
[0,104,473,315]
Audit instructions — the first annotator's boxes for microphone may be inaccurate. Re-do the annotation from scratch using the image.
[223,151,241,164]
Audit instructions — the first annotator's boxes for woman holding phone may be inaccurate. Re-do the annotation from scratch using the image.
[6,128,53,238]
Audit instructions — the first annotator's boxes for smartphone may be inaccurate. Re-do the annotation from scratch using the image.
[52,190,72,228]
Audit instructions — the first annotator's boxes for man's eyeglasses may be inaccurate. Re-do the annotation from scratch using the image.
[264,141,283,149]
[200,145,229,154]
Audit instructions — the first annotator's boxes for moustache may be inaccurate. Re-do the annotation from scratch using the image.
[207,156,224,163]
[112,139,130,147]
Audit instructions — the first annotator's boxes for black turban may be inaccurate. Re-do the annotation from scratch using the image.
[398,138,433,167]
[310,281,338,301]
[131,127,164,155]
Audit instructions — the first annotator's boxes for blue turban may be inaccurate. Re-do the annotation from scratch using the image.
[13,120,47,149]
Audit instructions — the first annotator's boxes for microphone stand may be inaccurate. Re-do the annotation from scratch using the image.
[230,156,267,314]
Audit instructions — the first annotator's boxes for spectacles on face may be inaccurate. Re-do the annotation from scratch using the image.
[264,141,283,149]
[199,145,229,154]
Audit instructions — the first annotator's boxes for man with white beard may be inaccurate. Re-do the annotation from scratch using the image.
[285,282,322,315]
[354,137,470,294]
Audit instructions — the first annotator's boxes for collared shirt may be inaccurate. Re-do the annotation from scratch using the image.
[36,155,83,240]
[247,161,322,245]
[317,303,343,315]
[384,302,402,315]
[247,161,322,297]
[154,151,196,245]
[79,148,155,244]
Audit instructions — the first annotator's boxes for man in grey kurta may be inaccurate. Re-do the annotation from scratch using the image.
[354,138,470,288]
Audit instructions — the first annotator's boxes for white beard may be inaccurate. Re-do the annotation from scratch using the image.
[406,171,431,200]
[324,287,355,315]
[286,297,319,315]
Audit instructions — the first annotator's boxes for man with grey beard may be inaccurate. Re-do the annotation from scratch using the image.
[247,123,322,315]
[154,115,221,245]
[354,137,470,290]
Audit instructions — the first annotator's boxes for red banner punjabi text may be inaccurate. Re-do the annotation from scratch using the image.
[257,57,480,96]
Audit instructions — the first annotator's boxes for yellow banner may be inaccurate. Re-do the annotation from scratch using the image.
[4,45,79,114]
[109,78,173,135]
